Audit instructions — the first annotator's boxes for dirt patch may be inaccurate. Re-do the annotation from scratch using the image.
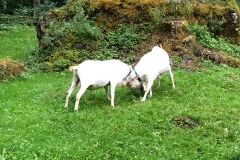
[194,47,240,68]
[179,60,202,72]
[171,115,202,129]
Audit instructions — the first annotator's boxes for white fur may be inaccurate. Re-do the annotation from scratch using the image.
[134,46,175,101]
[65,59,137,111]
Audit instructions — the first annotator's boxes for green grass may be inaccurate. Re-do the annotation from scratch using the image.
[1,24,240,159]
[0,25,37,60]
[0,63,240,159]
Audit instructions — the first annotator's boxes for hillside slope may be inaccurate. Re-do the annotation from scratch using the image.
[34,0,240,71]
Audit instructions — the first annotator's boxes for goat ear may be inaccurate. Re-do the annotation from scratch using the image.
[157,39,163,48]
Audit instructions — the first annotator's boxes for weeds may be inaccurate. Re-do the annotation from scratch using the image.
[187,24,240,58]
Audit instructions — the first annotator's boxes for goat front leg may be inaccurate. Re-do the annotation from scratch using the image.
[169,69,175,89]
[141,80,153,102]
[157,76,161,89]
[110,83,117,107]
[149,88,152,98]
[142,83,152,97]
[74,85,88,112]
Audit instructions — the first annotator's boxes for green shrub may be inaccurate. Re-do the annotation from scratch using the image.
[153,1,191,18]
[207,18,226,35]
[43,5,100,52]
[187,24,240,58]
[40,19,145,70]
[38,3,101,70]
[148,7,165,27]
[106,25,142,50]
[147,1,191,31]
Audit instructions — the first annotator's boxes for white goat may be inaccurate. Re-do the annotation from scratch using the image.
[65,59,140,112]
[134,46,175,101]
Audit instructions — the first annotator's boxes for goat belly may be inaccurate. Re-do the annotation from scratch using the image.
[88,80,110,90]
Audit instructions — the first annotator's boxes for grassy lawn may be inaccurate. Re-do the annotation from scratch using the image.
[0,25,240,159]
[0,64,240,159]
[0,25,37,60]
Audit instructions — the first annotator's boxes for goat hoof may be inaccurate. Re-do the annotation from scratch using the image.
[141,99,146,102]
[74,109,78,112]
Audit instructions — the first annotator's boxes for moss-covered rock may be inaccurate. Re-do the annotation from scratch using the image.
[0,59,24,81]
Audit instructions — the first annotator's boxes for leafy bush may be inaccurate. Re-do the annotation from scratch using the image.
[0,0,66,14]
[148,1,191,22]
[100,24,146,63]
[38,4,101,70]
[148,7,165,27]
[106,25,143,50]
[39,11,145,70]
[207,19,226,35]
[43,6,100,51]
[187,24,240,58]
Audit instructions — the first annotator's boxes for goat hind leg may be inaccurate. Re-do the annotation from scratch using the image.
[74,85,88,112]
[157,76,161,89]
[148,88,152,98]
[110,83,117,107]
[65,77,79,108]
[169,69,175,89]
[141,80,153,102]
[104,85,111,101]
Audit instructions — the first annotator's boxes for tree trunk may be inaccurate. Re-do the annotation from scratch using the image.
[33,0,40,8]
[32,0,43,47]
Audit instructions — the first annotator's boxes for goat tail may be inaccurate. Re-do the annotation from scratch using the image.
[159,43,163,48]
[169,58,173,66]
[69,66,80,86]
[69,66,78,79]
[69,66,78,72]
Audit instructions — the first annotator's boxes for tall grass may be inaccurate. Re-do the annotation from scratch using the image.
[0,25,37,60]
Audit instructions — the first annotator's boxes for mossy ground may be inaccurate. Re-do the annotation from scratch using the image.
[0,59,24,81]
[35,0,240,71]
